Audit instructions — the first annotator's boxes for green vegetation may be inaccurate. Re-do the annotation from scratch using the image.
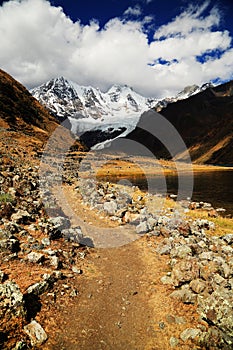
[0,192,14,204]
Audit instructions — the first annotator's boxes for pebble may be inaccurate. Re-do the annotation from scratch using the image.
[180,328,201,341]
[170,336,179,347]
[72,266,82,274]
[27,252,44,264]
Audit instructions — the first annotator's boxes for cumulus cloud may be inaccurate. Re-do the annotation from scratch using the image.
[0,0,232,98]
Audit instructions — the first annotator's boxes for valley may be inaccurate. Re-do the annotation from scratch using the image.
[0,69,233,349]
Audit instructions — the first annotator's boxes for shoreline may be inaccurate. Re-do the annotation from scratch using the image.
[80,155,233,177]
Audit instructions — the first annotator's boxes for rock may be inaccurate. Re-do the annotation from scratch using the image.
[171,258,199,287]
[136,221,149,234]
[180,328,201,341]
[103,201,118,215]
[49,216,70,231]
[194,219,215,230]
[122,211,140,224]
[222,234,233,245]
[27,252,44,263]
[43,272,61,282]
[222,245,233,255]
[24,320,47,346]
[43,248,56,256]
[147,216,157,230]
[0,238,20,253]
[189,202,197,210]
[175,316,186,325]
[49,255,60,269]
[12,341,27,350]
[0,281,26,317]
[197,327,230,349]
[199,261,220,281]
[178,223,191,237]
[198,251,214,260]
[161,275,173,285]
[197,287,233,338]
[72,266,82,274]
[157,216,169,226]
[159,321,166,329]
[70,289,79,297]
[11,210,31,224]
[190,279,206,294]
[212,273,228,287]
[63,227,83,243]
[41,237,50,246]
[26,281,49,295]
[170,245,192,259]
[170,336,179,347]
[0,270,6,283]
[4,222,21,234]
[208,209,218,218]
[116,192,132,208]
[166,314,176,324]
[170,288,197,304]
[156,243,172,255]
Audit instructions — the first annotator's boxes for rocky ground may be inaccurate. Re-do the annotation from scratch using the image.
[0,145,91,349]
[74,179,233,349]
[0,144,233,349]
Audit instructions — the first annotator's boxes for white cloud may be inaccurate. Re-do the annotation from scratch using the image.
[153,1,220,39]
[123,5,142,17]
[0,0,232,98]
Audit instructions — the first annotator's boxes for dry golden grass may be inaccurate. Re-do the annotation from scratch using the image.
[92,157,233,179]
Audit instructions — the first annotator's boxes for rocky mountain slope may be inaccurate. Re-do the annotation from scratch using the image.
[0,69,58,139]
[126,80,233,165]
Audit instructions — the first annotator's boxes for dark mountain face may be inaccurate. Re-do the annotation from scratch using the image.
[0,69,59,137]
[126,80,233,165]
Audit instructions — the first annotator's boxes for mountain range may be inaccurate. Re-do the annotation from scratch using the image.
[0,68,232,165]
[31,77,213,149]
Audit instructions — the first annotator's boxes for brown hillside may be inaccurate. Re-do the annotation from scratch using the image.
[0,69,58,138]
[126,81,233,165]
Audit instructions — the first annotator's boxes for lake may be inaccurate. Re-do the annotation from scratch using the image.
[99,170,233,215]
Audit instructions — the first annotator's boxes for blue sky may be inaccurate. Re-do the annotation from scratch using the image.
[0,0,233,97]
[50,0,233,36]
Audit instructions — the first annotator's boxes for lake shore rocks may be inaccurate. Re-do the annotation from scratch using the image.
[78,178,233,348]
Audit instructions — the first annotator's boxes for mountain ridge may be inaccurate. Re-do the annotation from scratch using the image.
[31,77,213,125]
[31,77,157,123]
[126,80,233,165]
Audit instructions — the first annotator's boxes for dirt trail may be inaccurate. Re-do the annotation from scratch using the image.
[42,239,201,350]
[41,186,200,349]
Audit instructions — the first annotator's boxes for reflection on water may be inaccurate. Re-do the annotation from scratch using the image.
[99,170,233,215]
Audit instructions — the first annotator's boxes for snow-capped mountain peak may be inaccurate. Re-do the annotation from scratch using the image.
[31,77,213,148]
[31,77,158,124]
